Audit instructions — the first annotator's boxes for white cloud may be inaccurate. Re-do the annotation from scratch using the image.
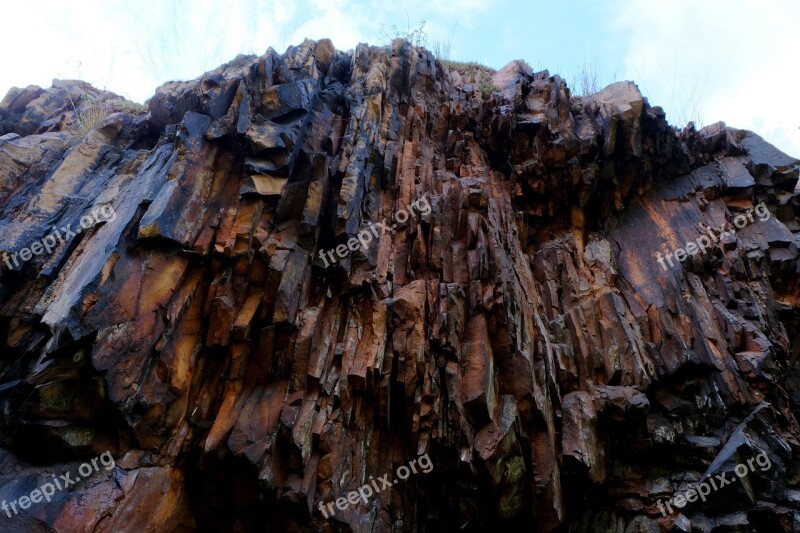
[1,0,300,103]
[612,0,800,157]
[0,0,498,105]
[16,0,794,161]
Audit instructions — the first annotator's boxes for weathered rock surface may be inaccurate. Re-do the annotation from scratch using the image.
[1,38,800,532]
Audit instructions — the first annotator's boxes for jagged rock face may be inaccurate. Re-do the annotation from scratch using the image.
[0,38,799,532]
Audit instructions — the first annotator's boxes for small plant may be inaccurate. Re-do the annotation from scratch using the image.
[439,60,494,76]
[436,60,498,101]
[477,74,499,101]
[431,21,458,63]
[570,103,583,115]
[77,104,106,135]
[571,59,600,97]
[72,105,105,137]
[65,94,147,138]
[432,39,451,62]
[669,77,707,128]
[66,94,105,137]
[378,18,427,48]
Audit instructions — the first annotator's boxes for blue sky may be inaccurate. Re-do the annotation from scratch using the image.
[2,0,798,156]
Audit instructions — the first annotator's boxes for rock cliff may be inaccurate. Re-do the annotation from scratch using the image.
[0,38,799,532]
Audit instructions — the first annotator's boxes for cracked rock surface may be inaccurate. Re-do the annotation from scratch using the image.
[1,38,800,532]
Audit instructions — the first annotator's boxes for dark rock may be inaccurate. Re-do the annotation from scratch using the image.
[0,39,799,533]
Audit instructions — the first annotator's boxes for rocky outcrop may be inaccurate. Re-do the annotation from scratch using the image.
[1,38,799,532]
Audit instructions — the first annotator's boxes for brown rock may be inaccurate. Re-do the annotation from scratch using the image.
[0,39,799,533]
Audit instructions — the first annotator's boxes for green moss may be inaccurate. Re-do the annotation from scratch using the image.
[37,381,73,413]
[498,491,523,518]
[504,456,526,483]
[477,74,499,101]
[59,425,95,447]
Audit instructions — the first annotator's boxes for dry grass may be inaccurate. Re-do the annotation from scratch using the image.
[571,59,600,97]
[439,60,495,76]
[106,98,148,115]
[378,19,427,48]
[630,60,707,128]
[669,77,707,128]
[66,94,147,137]
[431,20,457,62]
[432,40,451,62]
[71,105,106,136]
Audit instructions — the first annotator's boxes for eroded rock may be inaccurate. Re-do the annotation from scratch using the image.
[0,39,799,533]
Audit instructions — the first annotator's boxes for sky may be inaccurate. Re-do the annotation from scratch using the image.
[1,0,798,156]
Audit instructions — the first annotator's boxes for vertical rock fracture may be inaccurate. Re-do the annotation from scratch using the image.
[0,39,799,532]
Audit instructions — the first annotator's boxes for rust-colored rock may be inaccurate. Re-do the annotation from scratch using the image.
[1,38,800,532]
